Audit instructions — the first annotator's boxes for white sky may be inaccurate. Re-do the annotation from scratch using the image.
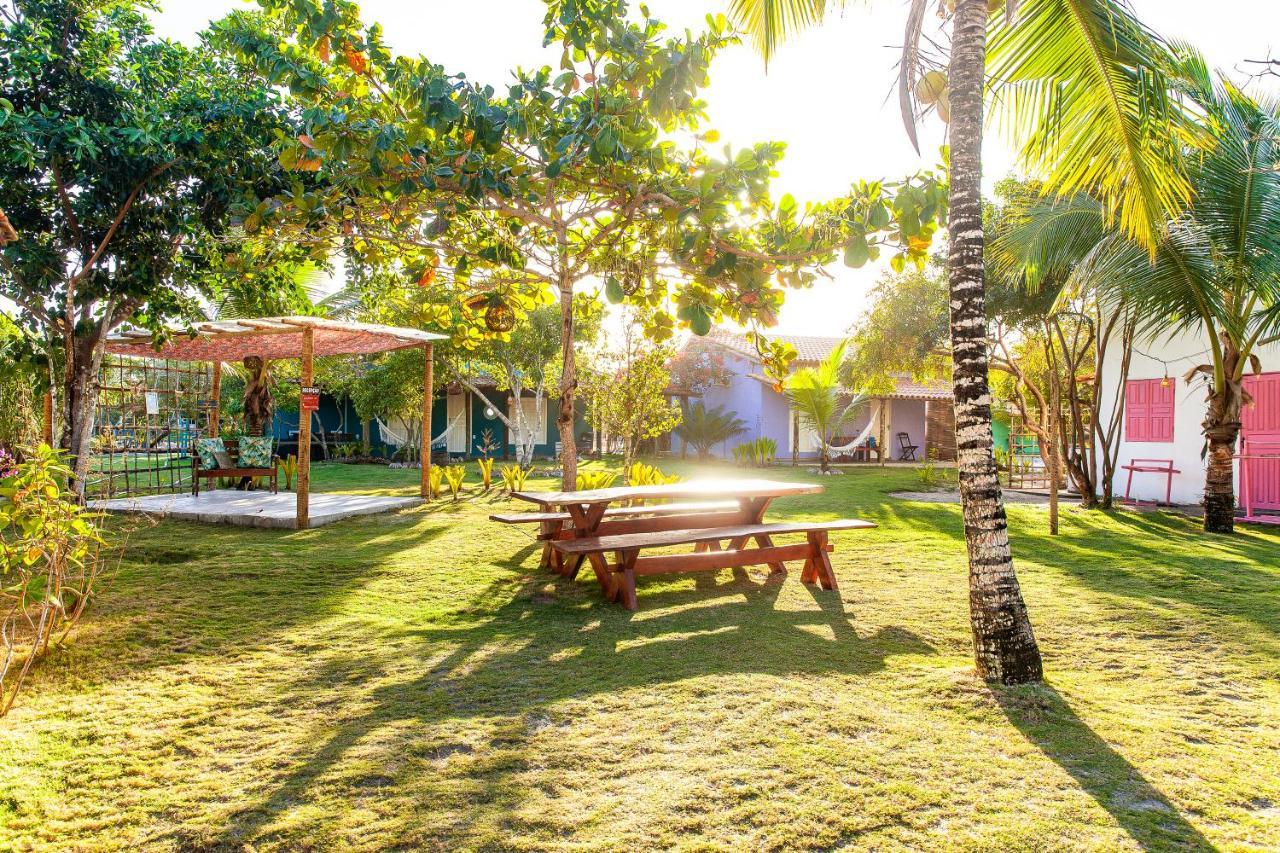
[149,0,1280,335]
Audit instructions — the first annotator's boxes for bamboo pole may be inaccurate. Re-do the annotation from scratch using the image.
[421,342,433,499]
[42,389,54,446]
[297,329,313,529]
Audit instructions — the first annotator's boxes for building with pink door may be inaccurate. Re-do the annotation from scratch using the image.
[1097,331,1280,510]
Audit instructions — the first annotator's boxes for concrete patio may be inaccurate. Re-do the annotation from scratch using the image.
[89,489,423,529]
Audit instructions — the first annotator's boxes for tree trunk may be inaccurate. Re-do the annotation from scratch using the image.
[1202,347,1245,533]
[947,0,1043,684]
[62,332,105,499]
[556,281,578,490]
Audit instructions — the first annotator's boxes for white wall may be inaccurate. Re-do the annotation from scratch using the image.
[1098,330,1280,505]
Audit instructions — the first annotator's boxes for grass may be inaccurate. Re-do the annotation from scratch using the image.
[1,459,1277,850]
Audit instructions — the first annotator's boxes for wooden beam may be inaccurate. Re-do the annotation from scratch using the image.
[297,328,314,529]
[421,342,433,499]
[632,542,815,575]
[209,362,222,436]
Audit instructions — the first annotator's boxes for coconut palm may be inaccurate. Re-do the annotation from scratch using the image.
[783,341,867,473]
[724,0,1191,683]
[674,402,749,461]
[999,54,1280,533]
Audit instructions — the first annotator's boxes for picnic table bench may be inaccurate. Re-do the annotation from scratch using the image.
[494,478,875,610]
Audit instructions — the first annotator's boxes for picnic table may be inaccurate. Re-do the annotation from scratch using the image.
[491,478,875,610]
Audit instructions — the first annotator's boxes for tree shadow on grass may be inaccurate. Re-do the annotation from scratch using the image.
[208,567,936,848]
[995,682,1214,852]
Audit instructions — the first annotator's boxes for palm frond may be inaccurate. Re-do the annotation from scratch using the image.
[725,0,837,67]
[987,0,1195,252]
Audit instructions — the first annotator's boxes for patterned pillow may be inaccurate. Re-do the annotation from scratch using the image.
[237,436,273,468]
[195,438,225,470]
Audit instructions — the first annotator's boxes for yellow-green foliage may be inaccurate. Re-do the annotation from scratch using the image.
[443,465,466,499]
[732,437,777,467]
[575,470,618,491]
[499,464,527,493]
[476,457,495,490]
[625,462,680,487]
[428,465,445,499]
[279,454,299,490]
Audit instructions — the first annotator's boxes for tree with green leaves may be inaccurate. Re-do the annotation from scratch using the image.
[0,0,299,492]
[216,0,945,490]
[999,52,1280,533]
[784,340,865,474]
[673,402,747,461]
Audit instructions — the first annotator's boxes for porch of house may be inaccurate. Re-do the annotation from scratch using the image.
[89,489,423,530]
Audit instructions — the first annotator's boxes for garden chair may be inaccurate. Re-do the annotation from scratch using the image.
[896,432,919,461]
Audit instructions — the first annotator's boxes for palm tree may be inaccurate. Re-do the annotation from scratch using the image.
[724,0,1191,682]
[784,341,866,473]
[675,402,748,461]
[1000,54,1280,533]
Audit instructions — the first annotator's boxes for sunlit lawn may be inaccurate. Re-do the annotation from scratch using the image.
[0,460,1276,850]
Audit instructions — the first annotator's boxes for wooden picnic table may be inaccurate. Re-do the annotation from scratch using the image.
[499,479,874,609]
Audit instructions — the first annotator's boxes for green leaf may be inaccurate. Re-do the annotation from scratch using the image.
[689,306,712,336]
[605,276,624,303]
[843,238,870,268]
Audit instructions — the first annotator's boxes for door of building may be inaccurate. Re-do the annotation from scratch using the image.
[1241,372,1280,511]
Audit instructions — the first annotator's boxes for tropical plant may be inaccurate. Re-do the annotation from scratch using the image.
[0,445,108,716]
[1000,54,1280,533]
[674,403,748,461]
[476,457,495,491]
[443,465,467,500]
[723,0,1194,684]
[499,464,528,494]
[732,436,778,467]
[624,463,680,487]
[576,470,619,491]
[279,454,299,491]
[784,341,865,473]
[428,465,446,499]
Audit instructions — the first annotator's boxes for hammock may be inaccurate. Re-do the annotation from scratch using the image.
[819,400,881,453]
[376,411,464,448]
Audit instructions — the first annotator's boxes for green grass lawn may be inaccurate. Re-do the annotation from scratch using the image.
[1,460,1277,850]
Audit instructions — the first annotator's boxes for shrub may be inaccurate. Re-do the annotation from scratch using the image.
[443,465,467,499]
[428,464,445,498]
[279,454,299,490]
[732,437,777,467]
[499,464,528,493]
[477,457,495,490]
[0,445,109,716]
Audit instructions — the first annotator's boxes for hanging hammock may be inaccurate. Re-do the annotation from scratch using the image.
[818,400,881,453]
[376,411,464,448]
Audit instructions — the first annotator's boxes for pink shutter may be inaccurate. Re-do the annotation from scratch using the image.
[1125,380,1149,442]
[1150,379,1175,442]
[1126,379,1174,443]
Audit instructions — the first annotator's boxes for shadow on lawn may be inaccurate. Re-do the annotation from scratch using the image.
[996,683,1213,852]
[209,567,935,847]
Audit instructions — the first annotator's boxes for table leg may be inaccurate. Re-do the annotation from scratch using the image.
[618,549,639,611]
[807,530,838,591]
[754,533,787,575]
[565,502,614,599]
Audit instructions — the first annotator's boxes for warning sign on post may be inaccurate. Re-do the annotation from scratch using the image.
[300,387,320,412]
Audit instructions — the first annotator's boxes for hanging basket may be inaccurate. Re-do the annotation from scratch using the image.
[484,301,516,333]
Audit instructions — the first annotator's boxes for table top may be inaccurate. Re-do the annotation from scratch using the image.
[512,478,824,508]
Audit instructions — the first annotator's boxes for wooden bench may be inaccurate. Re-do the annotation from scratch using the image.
[491,500,742,571]
[192,459,279,496]
[1120,458,1180,506]
[552,519,876,610]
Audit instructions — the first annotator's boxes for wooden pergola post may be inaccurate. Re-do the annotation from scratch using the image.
[421,342,433,499]
[209,362,222,436]
[297,328,314,529]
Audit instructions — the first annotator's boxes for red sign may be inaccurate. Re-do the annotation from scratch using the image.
[300,386,320,412]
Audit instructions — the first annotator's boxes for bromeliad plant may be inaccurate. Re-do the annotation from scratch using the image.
[499,464,528,494]
[732,436,777,467]
[576,470,619,491]
[443,465,467,500]
[476,457,495,491]
[428,465,445,499]
[279,454,299,490]
[0,445,108,717]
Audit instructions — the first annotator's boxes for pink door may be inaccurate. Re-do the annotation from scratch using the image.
[1242,373,1280,511]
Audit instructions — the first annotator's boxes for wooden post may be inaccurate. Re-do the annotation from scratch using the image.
[42,389,54,446]
[297,329,313,529]
[878,398,892,466]
[791,407,799,467]
[209,362,222,436]
[421,342,433,499]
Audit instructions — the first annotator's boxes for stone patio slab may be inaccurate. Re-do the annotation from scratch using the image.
[89,489,423,529]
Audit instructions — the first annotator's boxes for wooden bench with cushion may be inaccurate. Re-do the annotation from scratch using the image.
[552,519,876,610]
[192,436,278,496]
[491,500,743,571]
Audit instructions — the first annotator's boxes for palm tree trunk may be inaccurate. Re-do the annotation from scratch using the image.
[1202,356,1244,533]
[947,0,1042,685]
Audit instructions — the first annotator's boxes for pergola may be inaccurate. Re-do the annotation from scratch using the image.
[104,316,447,529]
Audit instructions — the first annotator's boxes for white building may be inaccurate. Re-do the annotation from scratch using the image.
[1097,331,1280,509]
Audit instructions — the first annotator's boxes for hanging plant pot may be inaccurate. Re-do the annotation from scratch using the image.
[484,301,516,333]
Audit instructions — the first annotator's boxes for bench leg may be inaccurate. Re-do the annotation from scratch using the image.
[754,534,788,575]
[806,531,838,591]
[618,549,639,611]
